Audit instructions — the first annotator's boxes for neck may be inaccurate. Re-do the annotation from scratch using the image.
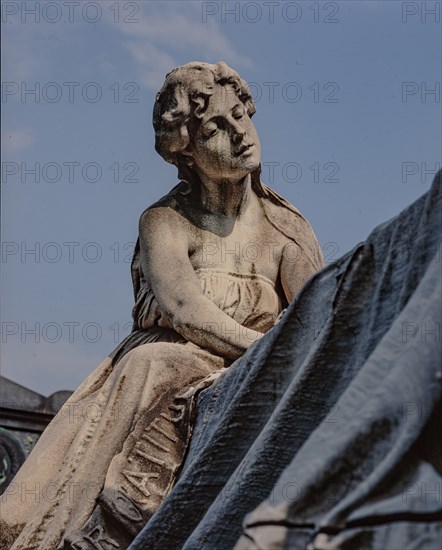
[197,173,252,218]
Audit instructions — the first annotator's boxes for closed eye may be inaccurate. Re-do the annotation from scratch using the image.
[232,104,245,120]
[202,122,218,139]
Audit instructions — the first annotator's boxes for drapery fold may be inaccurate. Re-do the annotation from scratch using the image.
[131,171,441,550]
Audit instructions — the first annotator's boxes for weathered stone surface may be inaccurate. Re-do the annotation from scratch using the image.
[130,171,442,550]
[0,62,322,550]
[0,377,72,495]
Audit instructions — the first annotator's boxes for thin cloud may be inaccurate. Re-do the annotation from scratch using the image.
[2,39,41,82]
[1,127,34,153]
[104,2,253,90]
[1,24,47,82]
[125,41,177,90]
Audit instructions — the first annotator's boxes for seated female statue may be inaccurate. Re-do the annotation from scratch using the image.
[0,61,323,550]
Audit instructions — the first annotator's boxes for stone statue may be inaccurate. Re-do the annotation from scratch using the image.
[0,61,323,550]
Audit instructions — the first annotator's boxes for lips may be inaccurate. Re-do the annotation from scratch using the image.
[234,143,254,156]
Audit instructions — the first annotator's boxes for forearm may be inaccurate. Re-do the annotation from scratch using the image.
[138,212,264,358]
[170,297,263,360]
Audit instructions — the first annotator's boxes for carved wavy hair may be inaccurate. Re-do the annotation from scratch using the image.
[153,61,257,182]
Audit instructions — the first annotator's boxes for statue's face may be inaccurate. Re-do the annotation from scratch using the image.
[189,86,261,182]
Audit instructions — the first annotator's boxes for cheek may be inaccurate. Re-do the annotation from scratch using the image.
[208,136,232,162]
[193,139,232,174]
[249,123,259,143]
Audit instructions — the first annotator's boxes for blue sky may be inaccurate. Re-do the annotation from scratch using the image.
[1,0,441,395]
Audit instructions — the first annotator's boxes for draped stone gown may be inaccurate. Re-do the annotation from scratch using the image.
[1,269,283,550]
[0,181,323,550]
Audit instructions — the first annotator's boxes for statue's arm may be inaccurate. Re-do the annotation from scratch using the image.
[280,240,324,303]
[138,207,263,360]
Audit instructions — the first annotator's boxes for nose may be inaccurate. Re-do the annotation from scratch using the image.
[230,119,245,144]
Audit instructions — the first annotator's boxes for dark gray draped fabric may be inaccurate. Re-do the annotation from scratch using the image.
[130,171,441,550]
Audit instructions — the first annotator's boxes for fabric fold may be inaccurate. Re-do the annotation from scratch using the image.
[131,171,441,550]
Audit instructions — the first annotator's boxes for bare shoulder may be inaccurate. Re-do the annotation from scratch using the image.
[140,181,194,225]
[139,204,186,232]
[139,184,192,230]
[138,200,194,266]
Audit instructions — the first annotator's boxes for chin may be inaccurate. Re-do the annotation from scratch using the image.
[224,155,260,181]
[243,156,260,173]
